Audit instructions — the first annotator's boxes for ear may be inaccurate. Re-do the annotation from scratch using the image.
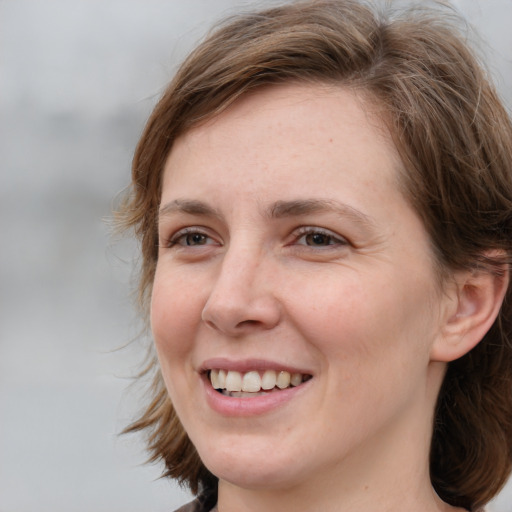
[430,258,509,363]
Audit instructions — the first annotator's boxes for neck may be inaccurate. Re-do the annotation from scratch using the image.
[216,483,466,512]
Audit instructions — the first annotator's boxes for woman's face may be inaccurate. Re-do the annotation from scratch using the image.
[152,84,449,491]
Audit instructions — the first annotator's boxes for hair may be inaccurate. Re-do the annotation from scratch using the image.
[117,1,512,509]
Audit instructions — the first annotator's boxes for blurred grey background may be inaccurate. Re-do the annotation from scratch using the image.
[1,1,511,511]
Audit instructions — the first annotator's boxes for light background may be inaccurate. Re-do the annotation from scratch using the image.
[1,1,511,511]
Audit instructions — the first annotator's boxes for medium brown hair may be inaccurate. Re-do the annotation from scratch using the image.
[118,1,512,509]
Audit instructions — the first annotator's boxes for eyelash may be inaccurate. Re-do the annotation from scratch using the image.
[161,226,349,250]
[293,226,349,248]
[163,227,217,248]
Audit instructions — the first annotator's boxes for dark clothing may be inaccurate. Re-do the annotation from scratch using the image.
[174,488,217,512]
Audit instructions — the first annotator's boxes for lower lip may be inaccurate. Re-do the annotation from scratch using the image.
[202,375,311,417]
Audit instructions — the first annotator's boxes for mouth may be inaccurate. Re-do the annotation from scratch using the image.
[208,369,312,397]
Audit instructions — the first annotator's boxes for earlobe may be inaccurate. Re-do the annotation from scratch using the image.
[430,261,509,363]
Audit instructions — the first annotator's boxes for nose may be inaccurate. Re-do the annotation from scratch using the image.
[201,246,282,336]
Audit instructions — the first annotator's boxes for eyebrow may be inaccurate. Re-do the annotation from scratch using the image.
[158,198,376,231]
[159,199,222,220]
[269,199,376,230]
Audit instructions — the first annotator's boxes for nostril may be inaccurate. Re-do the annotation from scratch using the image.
[237,319,259,327]
[203,317,260,332]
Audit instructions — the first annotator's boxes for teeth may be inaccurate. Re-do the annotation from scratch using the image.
[210,369,220,389]
[209,369,308,394]
[290,372,302,387]
[261,370,277,390]
[276,371,291,389]
[218,369,227,388]
[242,371,261,392]
[210,369,229,389]
[225,370,242,392]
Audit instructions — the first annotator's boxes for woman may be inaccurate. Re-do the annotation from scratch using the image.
[118,1,512,511]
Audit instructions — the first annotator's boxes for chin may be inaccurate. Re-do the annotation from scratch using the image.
[195,437,305,491]
[209,463,302,491]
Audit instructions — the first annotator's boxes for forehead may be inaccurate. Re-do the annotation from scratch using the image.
[163,83,401,196]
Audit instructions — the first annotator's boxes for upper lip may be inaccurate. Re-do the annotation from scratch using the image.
[200,357,313,375]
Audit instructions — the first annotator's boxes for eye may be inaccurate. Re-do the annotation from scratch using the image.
[181,232,209,246]
[163,228,219,248]
[295,227,348,248]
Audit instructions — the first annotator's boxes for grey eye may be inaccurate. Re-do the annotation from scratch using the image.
[184,233,208,245]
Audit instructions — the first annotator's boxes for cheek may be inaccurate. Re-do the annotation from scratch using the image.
[290,270,434,377]
[150,268,205,361]
[150,270,207,415]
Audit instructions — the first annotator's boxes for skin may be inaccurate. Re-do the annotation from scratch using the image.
[151,84,469,512]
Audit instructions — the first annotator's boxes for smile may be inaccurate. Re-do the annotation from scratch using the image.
[209,369,312,397]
